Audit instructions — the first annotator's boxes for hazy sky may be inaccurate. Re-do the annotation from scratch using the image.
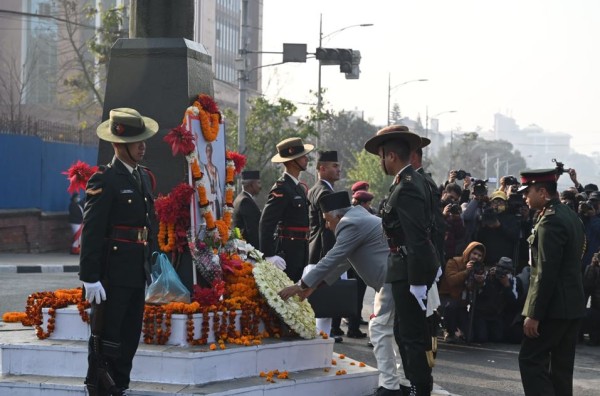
[260,0,600,155]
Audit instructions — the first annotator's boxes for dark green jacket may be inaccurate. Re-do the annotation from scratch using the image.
[382,165,439,285]
[523,198,586,320]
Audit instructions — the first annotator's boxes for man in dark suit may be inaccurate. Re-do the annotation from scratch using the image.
[79,108,159,396]
[308,150,340,264]
[365,125,440,396]
[259,137,314,282]
[518,169,586,396]
[232,170,262,248]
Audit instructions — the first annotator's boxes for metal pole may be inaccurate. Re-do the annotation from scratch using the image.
[387,72,391,125]
[316,13,323,138]
[237,0,248,153]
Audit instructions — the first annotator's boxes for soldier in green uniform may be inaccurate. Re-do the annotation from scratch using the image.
[80,108,159,395]
[364,125,440,396]
[517,169,586,396]
[259,137,314,282]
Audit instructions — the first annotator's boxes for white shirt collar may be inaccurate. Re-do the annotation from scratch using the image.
[284,172,300,185]
[320,179,334,190]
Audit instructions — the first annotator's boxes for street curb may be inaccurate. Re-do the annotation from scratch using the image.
[0,265,79,274]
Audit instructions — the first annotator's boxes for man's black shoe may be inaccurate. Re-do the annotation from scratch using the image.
[330,327,345,336]
[346,329,367,338]
[360,319,369,325]
[373,386,402,395]
[333,336,343,343]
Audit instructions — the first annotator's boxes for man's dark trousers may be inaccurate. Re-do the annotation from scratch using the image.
[519,318,580,396]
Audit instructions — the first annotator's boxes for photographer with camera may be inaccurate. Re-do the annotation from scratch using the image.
[440,183,467,262]
[578,200,600,272]
[498,175,520,196]
[583,252,600,346]
[470,257,518,343]
[446,169,472,204]
[475,190,521,267]
[438,242,486,343]
[461,178,489,246]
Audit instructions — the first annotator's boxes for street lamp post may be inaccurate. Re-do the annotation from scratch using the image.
[386,76,428,125]
[316,14,373,134]
[425,109,457,138]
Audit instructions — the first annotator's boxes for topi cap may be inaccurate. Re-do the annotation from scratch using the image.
[352,190,374,203]
[517,169,558,193]
[364,125,422,155]
[351,181,369,192]
[241,170,260,181]
[490,190,508,201]
[317,150,338,162]
[319,191,351,213]
[271,137,314,163]
[96,108,159,143]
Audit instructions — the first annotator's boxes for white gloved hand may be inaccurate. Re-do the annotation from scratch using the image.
[82,281,106,305]
[265,255,287,270]
[434,267,443,283]
[409,285,427,311]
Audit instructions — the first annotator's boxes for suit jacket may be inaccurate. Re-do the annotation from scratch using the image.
[303,205,388,291]
[307,180,336,264]
[418,167,446,267]
[259,173,309,282]
[79,157,156,288]
[523,198,586,320]
[382,165,439,285]
[232,191,261,248]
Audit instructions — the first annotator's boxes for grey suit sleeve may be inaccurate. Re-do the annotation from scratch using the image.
[302,220,361,288]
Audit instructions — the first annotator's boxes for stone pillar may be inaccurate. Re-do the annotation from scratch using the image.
[97,1,213,291]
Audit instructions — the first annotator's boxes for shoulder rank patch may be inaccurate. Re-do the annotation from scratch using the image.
[271,192,284,198]
[545,207,556,216]
[404,175,412,182]
[86,188,103,196]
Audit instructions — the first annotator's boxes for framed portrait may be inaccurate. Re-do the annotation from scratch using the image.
[187,114,226,234]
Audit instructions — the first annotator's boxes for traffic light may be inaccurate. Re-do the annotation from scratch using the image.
[338,49,353,73]
[345,50,361,80]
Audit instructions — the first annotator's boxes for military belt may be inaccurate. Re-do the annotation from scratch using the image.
[278,226,309,240]
[109,226,148,243]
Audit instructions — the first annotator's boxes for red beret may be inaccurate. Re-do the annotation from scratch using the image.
[352,190,374,202]
[351,181,369,192]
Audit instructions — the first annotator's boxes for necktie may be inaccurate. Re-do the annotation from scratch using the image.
[132,168,142,189]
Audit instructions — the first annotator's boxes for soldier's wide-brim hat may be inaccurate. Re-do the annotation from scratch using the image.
[421,137,431,148]
[271,137,314,163]
[364,125,422,155]
[517,168,558,193]
[97,108,159,143]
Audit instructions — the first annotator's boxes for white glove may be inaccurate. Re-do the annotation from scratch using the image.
[83,281,106,305]
[409,285,427,311]
[434,267,443,283]
[265,255,286,270]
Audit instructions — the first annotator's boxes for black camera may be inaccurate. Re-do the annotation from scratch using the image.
[449,203,462,215]
[552,158,571,176]
[508,192,526,213]
[481,206,498,227]
[456,169,471,180]
[503,175,519,186]
[493,265,511,278]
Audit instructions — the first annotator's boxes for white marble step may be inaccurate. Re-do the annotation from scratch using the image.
[0,355,379,396]
[1,334,342,385]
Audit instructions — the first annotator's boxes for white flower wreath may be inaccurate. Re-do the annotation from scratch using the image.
[252,261,317,339]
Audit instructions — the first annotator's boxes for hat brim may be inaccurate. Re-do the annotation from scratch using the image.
[96,116,159,143]
[271,144,314,163]
[364,132,422,155]
[517,184,530,193]
[421,137,431,148]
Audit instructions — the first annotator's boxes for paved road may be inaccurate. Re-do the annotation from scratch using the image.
[2,253,600,395]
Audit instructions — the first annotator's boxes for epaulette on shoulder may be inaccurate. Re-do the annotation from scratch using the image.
[544,207,556,216]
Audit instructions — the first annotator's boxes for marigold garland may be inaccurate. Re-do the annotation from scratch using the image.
[158,222,176,253]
